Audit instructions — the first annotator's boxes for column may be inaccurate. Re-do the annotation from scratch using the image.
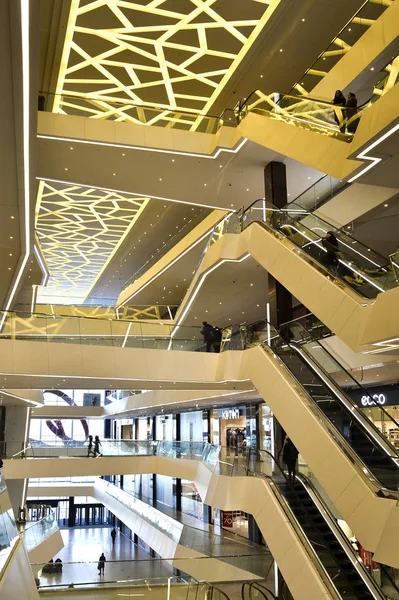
[174,414,182,512]
[264,162,293,327]
[68,496,75,528]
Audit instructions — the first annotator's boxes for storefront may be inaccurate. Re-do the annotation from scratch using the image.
[348,384,399,449]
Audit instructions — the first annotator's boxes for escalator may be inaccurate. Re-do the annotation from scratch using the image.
[241,318,399,494]
[247,450,386,600]
[242,199,397,300]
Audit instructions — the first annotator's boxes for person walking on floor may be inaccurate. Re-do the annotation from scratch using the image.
[94,435,102,457]
[98,552,106,575]
[87,435,94,457]
[332,90,346,133]
[283,437,299,484]
[201,321,215,352]
[111,527,117,546]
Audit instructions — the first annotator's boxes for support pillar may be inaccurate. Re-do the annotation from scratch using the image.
[174,413,182,512]
[68,496,75,528]
[264,162,293,327]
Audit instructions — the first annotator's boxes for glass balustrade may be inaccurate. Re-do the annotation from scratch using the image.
[0,470,20,577]
[242,199,397,298]
[40,91,224,134]
[235,318,399,492]
[23,510,59,552]
[293,0,391,96]
[0,312,207,351]
[246,449,384,600]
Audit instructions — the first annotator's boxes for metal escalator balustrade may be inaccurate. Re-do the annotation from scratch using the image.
[246,450,383,600]
[242,198,397,298]
[239,319,399,495]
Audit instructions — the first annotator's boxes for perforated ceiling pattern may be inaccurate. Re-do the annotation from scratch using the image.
[54,0,281,123]
[36,180,149,303]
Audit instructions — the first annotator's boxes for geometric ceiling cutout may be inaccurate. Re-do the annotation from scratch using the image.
[53,0,281,126]
[36,181,149,304]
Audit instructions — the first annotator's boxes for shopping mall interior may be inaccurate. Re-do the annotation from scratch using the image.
[1,0,399,599]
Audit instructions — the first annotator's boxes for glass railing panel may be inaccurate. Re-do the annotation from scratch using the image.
[293,0,391,96]
[0,471,20,576]
[284,318,399,455]
[242,198,397,298]
[40,92,223,134]
[24,510,59,552]
[241,319,399,491]
[390,249,399,282]
[286,174,347,212]
[243,92,354,139]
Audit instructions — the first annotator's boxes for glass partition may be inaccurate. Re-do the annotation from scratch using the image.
[24,510,59,552]
[242,199,396,298]
[40,92,223,133]
[240,92,358,139]
[0,470,20,576]
[292,0,391,96]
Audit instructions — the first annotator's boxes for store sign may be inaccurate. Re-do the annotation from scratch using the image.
[221,408,240,420]
[348,387,399,408]
[222,511,233,527]
[360,393,386,407]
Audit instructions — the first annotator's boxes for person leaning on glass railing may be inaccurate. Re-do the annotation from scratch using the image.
[345,92,359,134]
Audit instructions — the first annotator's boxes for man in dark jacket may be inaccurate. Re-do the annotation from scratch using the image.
[321,231,339,272]
[283,437,299,483]
[201,321,215,352]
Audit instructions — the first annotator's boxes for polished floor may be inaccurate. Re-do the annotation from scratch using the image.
[39,527,175,591]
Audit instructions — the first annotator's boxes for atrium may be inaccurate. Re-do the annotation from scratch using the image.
[1,0,399,599]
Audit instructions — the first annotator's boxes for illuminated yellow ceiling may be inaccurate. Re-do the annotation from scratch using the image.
[36,181,149,304]
[54,0,281,123]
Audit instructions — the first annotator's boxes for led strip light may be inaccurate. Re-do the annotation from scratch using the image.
[1,0,32,329]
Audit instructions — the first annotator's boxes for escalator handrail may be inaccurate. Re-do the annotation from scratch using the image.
[239,89,373,113]
[294,471,387,600]
[253,450,386,600]
[288,320,399,432]
[242,213,390,300]
[293,342,399,463]
[241,581,277,600]
[246,449,344,600]
[246,328,399,498]
[243,196,390,267]
[204,581,231,600]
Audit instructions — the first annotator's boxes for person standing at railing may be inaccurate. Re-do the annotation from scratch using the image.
[345,92,359,134]
[201,321,215,352]
[332,90,346,133]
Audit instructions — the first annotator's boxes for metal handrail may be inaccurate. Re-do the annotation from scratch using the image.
[241,581,277,600]
[39,90,223,121]
[246,449,342,600]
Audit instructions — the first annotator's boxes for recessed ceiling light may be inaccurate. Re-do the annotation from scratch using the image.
[384,204,388,207]
[159,178,162,181]
[65,167,68,171]
[260,75,263,78]
[279,49,283,52]
[11,216,14,219]
[204,183,207,186]
[371,67,374,71]
[122,153,125,156]
[302,18,305,21]
[172,159,175,162]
